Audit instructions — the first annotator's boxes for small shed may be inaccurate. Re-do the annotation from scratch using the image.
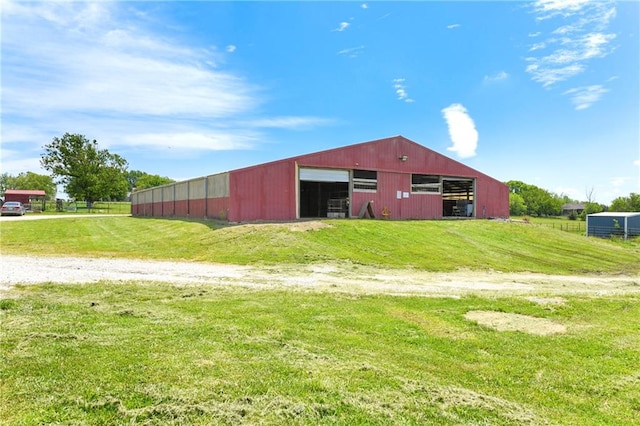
[586,212,640,239]
[3,189,47,211]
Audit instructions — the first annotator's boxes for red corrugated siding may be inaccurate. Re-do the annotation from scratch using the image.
[131,136,508,221]
[475,175,510,218]
[206,198,230,220]
[167,201,178,217]
[187,199,205,218]
[229,161,296,222]
[175,200,189,217]
[226,136,507,221]
[351,172,444,219]
[4,194,30,204]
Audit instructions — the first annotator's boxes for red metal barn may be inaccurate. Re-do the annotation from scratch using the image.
[131,136,509,221]
[3,189,47,210]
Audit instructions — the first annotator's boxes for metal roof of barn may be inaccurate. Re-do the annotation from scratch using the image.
[587,212,640,217]
[4,189,46,196]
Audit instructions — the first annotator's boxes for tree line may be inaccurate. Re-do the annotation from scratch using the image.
[1,133,174,203]
[507,180,640,218]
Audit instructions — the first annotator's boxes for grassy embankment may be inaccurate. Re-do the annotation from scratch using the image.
[1,217,639,425]
[1,216,639,274]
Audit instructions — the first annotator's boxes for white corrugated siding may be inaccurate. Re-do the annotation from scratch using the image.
[299,168,349,182]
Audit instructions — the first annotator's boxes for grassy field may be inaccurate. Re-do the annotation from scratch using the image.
[2,217,640,424]
[1,216,638,274]
[2,283,639,425]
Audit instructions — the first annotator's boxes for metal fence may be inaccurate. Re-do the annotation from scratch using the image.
[39,201,131,214]
[538,222,585,233]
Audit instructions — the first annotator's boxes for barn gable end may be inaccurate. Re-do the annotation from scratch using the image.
[131,136,509,221]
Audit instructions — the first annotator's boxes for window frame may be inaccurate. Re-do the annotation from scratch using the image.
[353,169,378,193]
[411,174,442,194]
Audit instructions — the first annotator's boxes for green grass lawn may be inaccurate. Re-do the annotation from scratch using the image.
[1,216,638,274]
[2,283,639,425]
[2,217,639,424]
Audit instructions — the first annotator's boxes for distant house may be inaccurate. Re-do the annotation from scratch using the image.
[561,203,584,216]
[586,212,640,239]
[3,189,47,211]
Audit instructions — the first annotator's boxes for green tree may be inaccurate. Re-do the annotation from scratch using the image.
[9,172,57,200]
[509,192,527,216]
[126,170,174,191]
[506,180,562,216]
[579,202,604,220]
[0,173,14,198]
[135,173,174,190]
[41,133,128,203]
[125,170,145,192]
[609,193,640,212]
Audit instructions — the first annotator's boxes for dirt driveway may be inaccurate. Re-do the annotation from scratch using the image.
[2,254,639,297]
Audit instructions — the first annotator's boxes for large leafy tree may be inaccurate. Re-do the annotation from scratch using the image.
[41,133,129,203]
[126,170,174,191]
[1,172,57,200]
[506,180,563,216]
[0,173,12,198]
[509,192,527,216]
[610,193,640,212]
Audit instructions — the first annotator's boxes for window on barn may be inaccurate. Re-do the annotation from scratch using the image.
[353,170,377,192]
[412,174,441,194]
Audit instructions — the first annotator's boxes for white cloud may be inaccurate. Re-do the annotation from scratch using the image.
[333,22,350,32]
[529,32,542,37]
[634,160,640,166]
[122,132,257,151]
[447,24,460,29]
[392,78,414,103]
[226,44,236,53]
[441,104,478,159]
[609,177,629,188]
[1,1,334,169]
[554,186,583,201]
[242,116,336,129]
[532,0,591,19]
[338,45,365,58]
[361,3,368,9]
[483,71,509,83]
[563,85,608,110]
[529,42,546,51]
[526,1,616,89]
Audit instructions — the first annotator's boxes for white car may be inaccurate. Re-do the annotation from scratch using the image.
[1,201,26,216]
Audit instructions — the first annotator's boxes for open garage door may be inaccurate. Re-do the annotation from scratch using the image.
[299,168,349,218]
[442,178,475,217]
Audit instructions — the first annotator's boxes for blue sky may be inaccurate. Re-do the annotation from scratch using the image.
[2,0,638,204]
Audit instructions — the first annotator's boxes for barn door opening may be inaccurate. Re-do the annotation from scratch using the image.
[299,168,349,218]
[442,178,474,217]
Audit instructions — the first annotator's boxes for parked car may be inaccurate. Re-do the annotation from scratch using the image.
[1,201,26,216]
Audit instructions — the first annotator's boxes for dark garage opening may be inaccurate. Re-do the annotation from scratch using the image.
[442,179,474,217]
[299,181,349,218]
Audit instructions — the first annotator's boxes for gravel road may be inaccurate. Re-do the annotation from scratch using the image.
[2,254,639,297]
